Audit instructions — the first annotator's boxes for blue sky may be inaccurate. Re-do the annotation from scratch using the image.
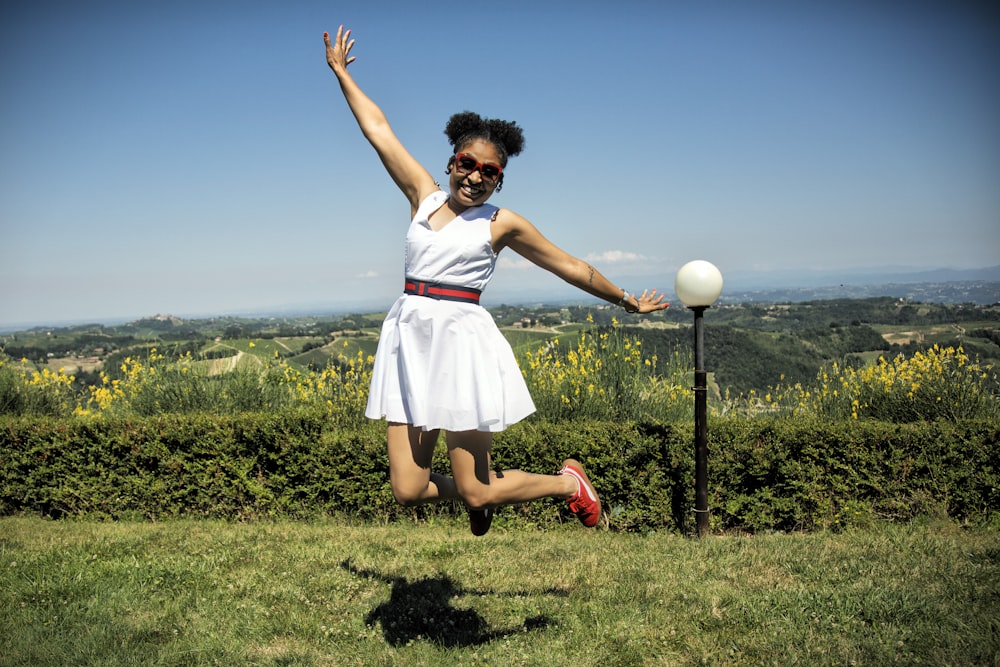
[2,0,998,327]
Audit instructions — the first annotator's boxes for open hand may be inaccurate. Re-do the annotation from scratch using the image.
[324,25,355,74]
[634,289,669,314]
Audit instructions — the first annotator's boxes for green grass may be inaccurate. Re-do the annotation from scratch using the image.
[1,517,996,666]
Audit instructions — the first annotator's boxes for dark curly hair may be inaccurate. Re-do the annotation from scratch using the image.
[444,111,525,166]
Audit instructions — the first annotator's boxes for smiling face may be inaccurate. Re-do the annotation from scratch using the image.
[447,139,504,209]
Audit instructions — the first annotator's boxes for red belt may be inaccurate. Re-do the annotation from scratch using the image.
[404,279,482,304]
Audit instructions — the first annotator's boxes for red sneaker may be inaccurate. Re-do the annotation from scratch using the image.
[558,459,601,527]
[468,507,493,536]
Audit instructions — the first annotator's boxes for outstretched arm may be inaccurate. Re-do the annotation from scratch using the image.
[493,210,669,314]
[324,26,438,214]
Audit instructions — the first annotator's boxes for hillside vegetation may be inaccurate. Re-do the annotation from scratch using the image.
[2,298,997,401]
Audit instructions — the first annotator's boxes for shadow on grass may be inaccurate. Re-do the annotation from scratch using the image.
[341,559,565,647]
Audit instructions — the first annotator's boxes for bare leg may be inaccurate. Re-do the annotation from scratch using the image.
[386,422,458,506]
[446,430,576,510]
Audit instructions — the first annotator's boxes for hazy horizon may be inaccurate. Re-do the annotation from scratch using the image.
[2,263,997,332]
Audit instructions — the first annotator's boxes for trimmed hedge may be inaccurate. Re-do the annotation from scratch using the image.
[1,412,997,532]
[708,418,999,531]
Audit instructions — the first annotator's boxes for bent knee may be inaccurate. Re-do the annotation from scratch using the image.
[456,472,503,510]
[391,484,426,508]
[458,488,494,511]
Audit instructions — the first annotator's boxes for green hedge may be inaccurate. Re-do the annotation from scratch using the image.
[708,418,999,531]
[1,412,997,532]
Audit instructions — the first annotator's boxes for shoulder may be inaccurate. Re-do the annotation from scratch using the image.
[491,207,535,235]
[490,207,544,253]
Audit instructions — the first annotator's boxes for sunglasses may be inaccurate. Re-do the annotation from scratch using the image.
[453,153,503,183]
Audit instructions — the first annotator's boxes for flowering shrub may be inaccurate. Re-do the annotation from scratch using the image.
[521,316,693,422]
[728,345,999,422]
[0,346,375,424]
[260,345,373,426]
[0,358,77,416]
[2,335,997,424]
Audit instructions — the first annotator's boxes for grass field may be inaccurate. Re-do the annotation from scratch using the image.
[1,517,996,666]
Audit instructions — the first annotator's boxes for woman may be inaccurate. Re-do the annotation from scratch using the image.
[324,26,668,535]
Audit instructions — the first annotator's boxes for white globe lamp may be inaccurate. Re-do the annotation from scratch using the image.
[674,260,724,309]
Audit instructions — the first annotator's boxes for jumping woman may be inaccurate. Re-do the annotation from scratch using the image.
[324,25,668,535]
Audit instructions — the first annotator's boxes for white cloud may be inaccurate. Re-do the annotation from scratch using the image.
[585,250,648,263]
[356,270,380,279]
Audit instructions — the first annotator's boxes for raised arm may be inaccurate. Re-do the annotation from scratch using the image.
[324,26,438,214]
[493,210,669,314]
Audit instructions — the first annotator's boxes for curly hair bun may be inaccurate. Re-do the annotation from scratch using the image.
[444,111,525,163]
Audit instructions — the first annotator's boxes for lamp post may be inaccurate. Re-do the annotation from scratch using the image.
[674,260,724,538]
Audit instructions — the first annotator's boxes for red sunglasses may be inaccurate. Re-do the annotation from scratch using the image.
[453,153,503,182]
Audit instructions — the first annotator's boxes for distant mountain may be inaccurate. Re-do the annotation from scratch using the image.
[722,265,1000,290]
[718,281,999,306]
[885,266,1000,283]
[715,266,1000,306]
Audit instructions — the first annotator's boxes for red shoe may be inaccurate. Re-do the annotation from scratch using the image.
[469,507,493,536]
[558,459,601,527]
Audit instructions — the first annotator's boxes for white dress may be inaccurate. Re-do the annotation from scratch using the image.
[365,190,536,432]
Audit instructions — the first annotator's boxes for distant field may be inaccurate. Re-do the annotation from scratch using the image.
[877,324,952,345]
[499,328,558,354]
[184,327,586,371]
[875,319,1000,346]
[291,337,380,367]
[192,336,382,371]
[44,356,102,374]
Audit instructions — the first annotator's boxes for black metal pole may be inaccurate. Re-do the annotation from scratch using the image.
[692,305,710,537]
